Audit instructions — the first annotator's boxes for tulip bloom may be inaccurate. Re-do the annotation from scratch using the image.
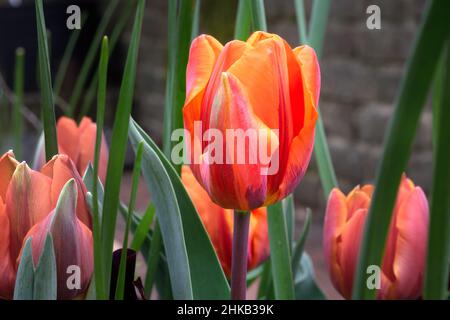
[181,165,269,277]
[24,179,93,299]
[0,151,92,299]
[323,175,429,299]
[183,31,319,211]
[34,116,109,182]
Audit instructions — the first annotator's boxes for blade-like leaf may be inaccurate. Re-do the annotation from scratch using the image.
[250,0,267,31]
[33,234,57,300]
[267,201,295,300]
[291,208,312,273]
[130,118,230,299]
[144,220,163,298]
[13,238,34,300]
[130,204,155,251]
[101,0,146,293]
[424,41,450,299]
[35,0,58,160]
[294,0,307,44]
[294,253,326,300]
[354,0,450,299]
[235,0,252,40]
[13,47,25,160]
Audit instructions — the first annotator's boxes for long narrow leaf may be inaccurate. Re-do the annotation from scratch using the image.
[33,234,57,300]
[250,0,267,31]
[67,0,119,117]
[144,220,163,298]
[13,48,25,160]
[101,0,146,293]
[424,40,450,299]
[235,0,252,40]
[294,0,307,44]
[130,204,156,251]
[35,0,58,160]
[353,0,450,299]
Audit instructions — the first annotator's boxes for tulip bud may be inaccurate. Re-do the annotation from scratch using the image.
[181,165,269,277]
[23,179,93,299]
[33,117,109,182]
[41,155,91,228]
[183,32,319,211]
[323,175,429,299]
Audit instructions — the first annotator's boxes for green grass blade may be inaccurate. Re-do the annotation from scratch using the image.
[234,0,252,40]
[257,260,274,300]
[282,195,295,250]
[267,201,295,300]
[294,0,308,44]
[78,1,136,119]
[144,220,163,298]
[115,142,144,300]
[13,47,25,160]
[353,0,450,299]
[191,0,201,40]
[101,0,146,293]
[162,0,196,164]
[291,208,312,272]
[35,0,58,161]
[424,41,450,299]
[92,36,109,300]
[250,0,267,31]
[67,0,119,117]
[53,14,87,97]
[130,204,155,251]
[308,0,331,59]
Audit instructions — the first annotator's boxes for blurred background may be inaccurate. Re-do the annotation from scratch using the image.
[0,0,431,298]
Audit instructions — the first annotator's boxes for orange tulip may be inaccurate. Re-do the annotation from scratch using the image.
[181,165,269,277]
[34,116,109,182]
[183,31,319,211]
[0,151,92,299]
[23,179,93,299]
[323,175,429,299]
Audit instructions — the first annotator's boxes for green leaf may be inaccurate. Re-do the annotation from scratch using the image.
[257,260,274,300]
[282,195,295,250]
[267,201,295,300]
[424,41,450,299]
[144,220,163,298]
[291,208,312,273]
[130,118,230,299]
[13,47,25,160]
[250,0,267,31]
[130,204,156,252]
[162,0,197,164]
[33,234,57,300]
[67,0,119,117]
[294,0,308,44]
[35,0,58,161]
[235,0,252,40]
[308,0,331,59]
[13,238,34,300]
[101,0,146,294]
[294,253,325,300]
[115,141,144,300]
[353,0,450,299]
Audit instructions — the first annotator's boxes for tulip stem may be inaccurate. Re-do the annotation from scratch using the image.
[231,210,250,300]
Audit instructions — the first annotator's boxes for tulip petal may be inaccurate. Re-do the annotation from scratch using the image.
[323,188,348,295]
[56,117,81,165]
[5,162,52,261]
[24,179,93,299]
[338,208,367,299]
[390,187,428,299]
[346,187,371,219]
[0,151,19,202]
[293,45,321,108]
[41,155,91,228]
[78,117,109,183]
[0,201,15,299]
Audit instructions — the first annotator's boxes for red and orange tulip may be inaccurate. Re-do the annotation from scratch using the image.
[183,31,319,211]
[181,165,269,277]
[323,175,429,299]
[34,116,109,182]
[0,151,93,299]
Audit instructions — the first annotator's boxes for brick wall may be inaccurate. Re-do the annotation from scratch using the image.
[133,0,432,214]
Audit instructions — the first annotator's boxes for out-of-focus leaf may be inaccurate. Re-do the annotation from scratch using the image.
[235,0,252,40]
[13,48,25,160]
[13,238,35,300]
[33,234,57,300]
[294,253,326,300]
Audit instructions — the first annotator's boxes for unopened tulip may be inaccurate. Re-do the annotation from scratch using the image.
[181,165,269,276]
[0,151,92,299]
[34,116,109,182]
[183,31,319,211]
[323,175,429,299]
[23,179,93,299]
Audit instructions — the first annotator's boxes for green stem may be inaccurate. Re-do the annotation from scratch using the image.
[13,48,25,160]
